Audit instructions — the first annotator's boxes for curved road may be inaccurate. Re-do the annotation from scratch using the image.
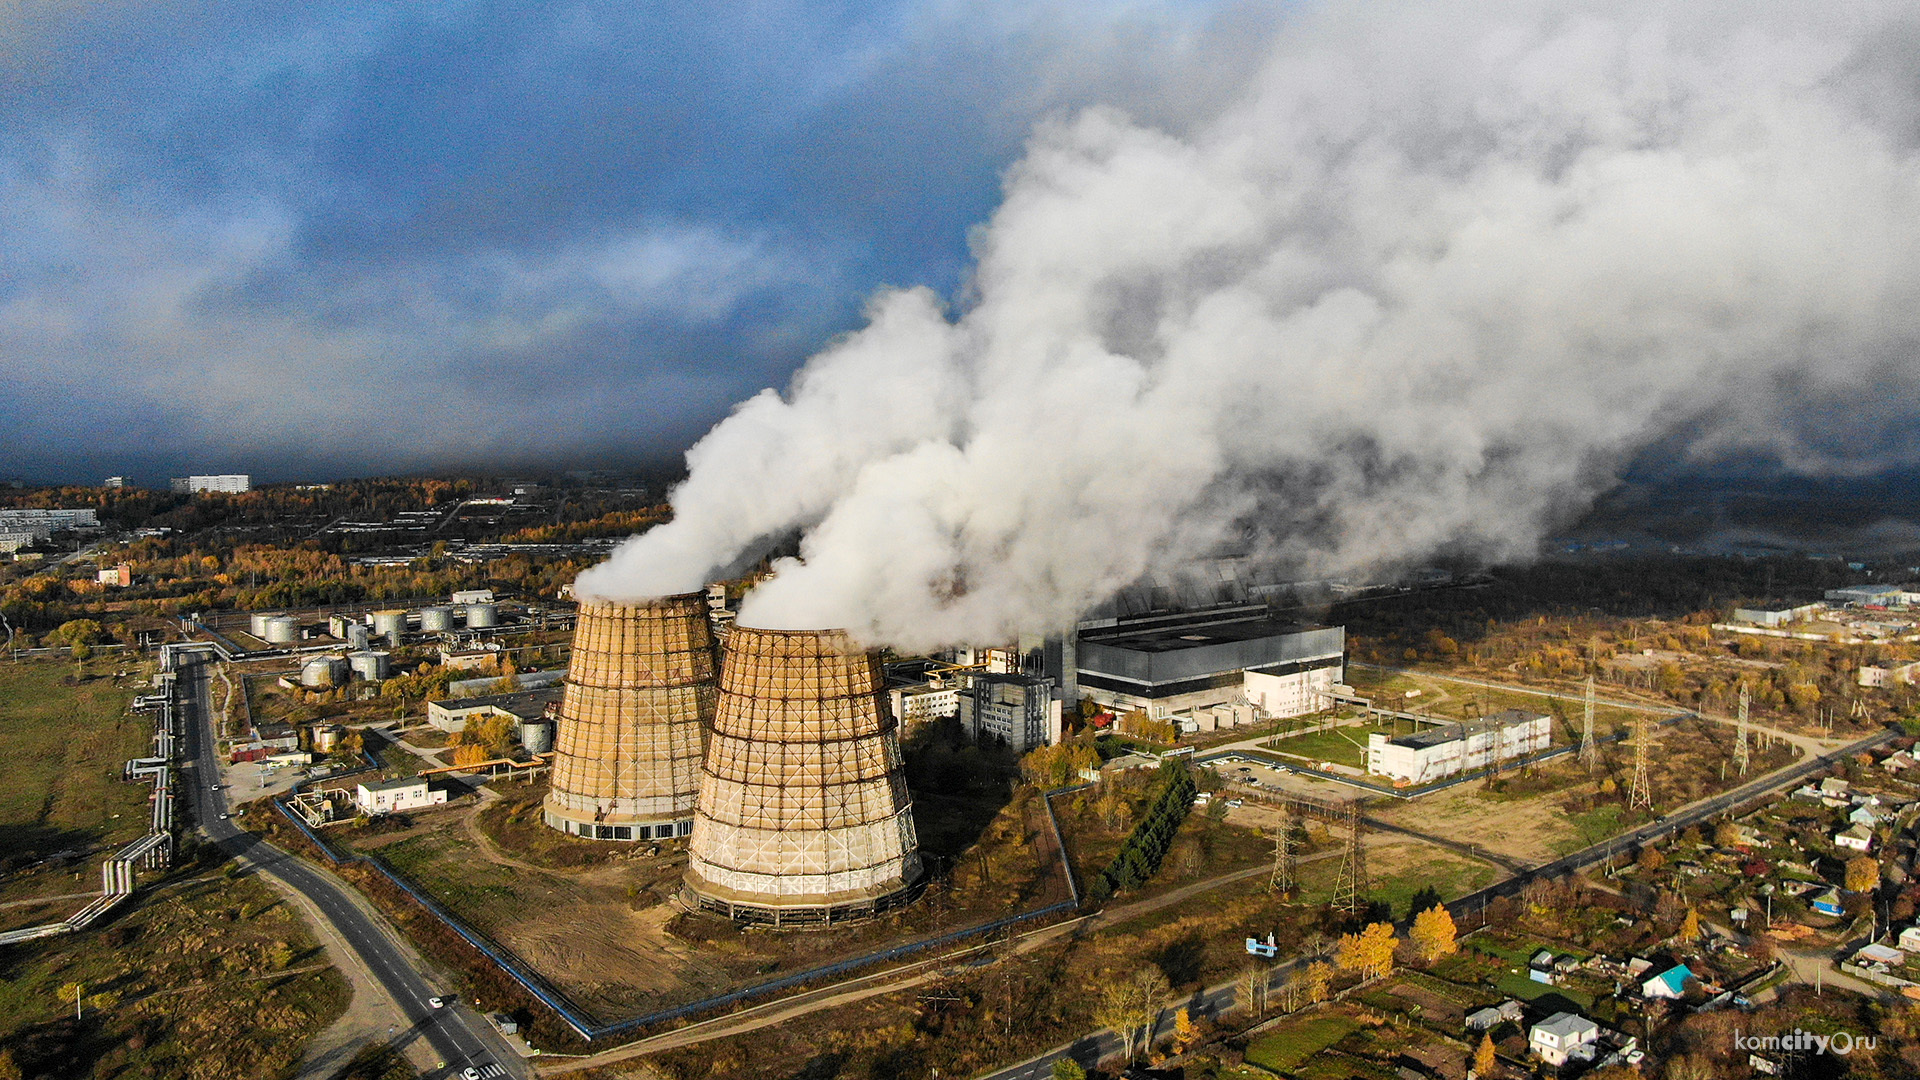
[179,658,522,1079]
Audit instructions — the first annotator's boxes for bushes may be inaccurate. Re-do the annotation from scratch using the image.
[1089,760,1196,900]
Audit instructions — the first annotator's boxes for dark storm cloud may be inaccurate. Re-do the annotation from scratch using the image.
[0,1,1281,482]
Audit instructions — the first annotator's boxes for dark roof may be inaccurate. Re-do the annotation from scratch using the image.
[1387,709,1548,750]
[429,685,563,720]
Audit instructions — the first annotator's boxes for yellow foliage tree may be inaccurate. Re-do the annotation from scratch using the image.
[1410,904,1459,963]
[1473,1031,1496,1075]
[1846,855,1881,894]
[452,743,492,767]
[1173,1007,1198,1053]
[1336,922,1396,980]
[1679,907,1701,941]
[1302,961,1333,1004]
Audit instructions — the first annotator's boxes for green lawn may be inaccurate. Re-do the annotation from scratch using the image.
[1246,1015,1360,1072]
[1264,726,1372,768]
[0,658,155,864]
[1495,972,1595,1009]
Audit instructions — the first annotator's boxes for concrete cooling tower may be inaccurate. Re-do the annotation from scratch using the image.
[543,594,714,842]
[685,626,922,925]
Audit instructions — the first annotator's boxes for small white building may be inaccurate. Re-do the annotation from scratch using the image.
[1367,710,1551,785]
[355,777,447,815]
[1530,1012,1600,1066]
[1734,602,1823,627]
[1895,925,1920,952]
[451,588,495,605]
[1836,824,1874,853]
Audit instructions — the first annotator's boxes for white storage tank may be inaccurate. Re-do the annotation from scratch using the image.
[519,719,555,755]
[370,609,408,637]
[313,724,344,752]
[300,656,349,688]
[262,615,300,644]
[249,612,285,638]
[345,623,371,651]
[419,606,455,632]
[463,602,499,628]
[348,651,392,681]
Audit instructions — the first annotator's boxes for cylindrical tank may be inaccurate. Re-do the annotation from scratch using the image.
[685,626,922,924]
[348,651,391,681]
[300,656,348,687]
[519,720,555,755]
[249,612,284,638]
[370,610,408,638]
[464,602,499,628]
[345,623,370,651]
[262,615,300,644]
[419,606,454,632]
[313,725,343,752]
[543,594,714,843]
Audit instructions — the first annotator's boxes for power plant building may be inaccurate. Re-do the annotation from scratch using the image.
[685,626,921,924]
[958,673,1061,754]
[1366,709,1552,785]
[543,594,713,842]
[1074,605,1344,719]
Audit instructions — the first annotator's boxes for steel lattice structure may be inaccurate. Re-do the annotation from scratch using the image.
[542,594,714,842]
[685,626,922,925]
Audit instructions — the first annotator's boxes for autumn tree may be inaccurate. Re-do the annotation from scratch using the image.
[1051,1059,1086,1080]
[1845,855,1881,894]
[1473,1031,1497,1075]
[1637,845,1666,871]
[1173,1007,1199,1054]
[1679,907,1701,941]
[1302,961,1333,1004]
[1410,904,1459,963]
[1337,922,1396,980]
[452,743,493,767]
[1093,966,1170,1061]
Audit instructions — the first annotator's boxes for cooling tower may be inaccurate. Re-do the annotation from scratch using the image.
[685,626,922,925]
[542,594,714,842]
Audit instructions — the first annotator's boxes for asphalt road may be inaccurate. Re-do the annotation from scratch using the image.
[178,658,523,1079]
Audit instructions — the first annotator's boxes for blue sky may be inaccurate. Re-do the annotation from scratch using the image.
[0,1,1279,484]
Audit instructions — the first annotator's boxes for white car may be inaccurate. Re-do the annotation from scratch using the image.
[429,996,447,1009]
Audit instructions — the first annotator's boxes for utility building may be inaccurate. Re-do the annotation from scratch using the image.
[1074,604,1344,719]
[1366,709,1551,785]
[958,673,1061,754]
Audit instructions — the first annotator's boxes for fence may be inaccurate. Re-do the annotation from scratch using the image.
[275,777,1088,1041]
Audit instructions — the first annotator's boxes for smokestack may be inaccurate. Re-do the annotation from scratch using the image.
[684,626,921,925]
[543,594,714,842]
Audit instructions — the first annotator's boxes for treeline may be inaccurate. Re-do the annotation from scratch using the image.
[1088,760,1196,902]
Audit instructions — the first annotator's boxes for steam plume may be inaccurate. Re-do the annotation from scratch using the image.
[574,1,1920,650]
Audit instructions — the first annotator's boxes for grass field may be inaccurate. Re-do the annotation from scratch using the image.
[1264,726,1372,768]
[0,658,155,869]
[0,868,348,1079]
[1246,1015,1359,1071]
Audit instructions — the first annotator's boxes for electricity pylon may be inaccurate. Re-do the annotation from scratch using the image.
[1331,801,1368,916]
[1579,675,1598,773]
[1627,715,1655,811]
[1733,685,1750,778]
[1270,809,1298,896]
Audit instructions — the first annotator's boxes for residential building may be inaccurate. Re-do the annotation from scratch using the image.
[103,476,127,488]
[355,777,448,815]
[1811,887,1845,917]
[96,562,132,587]
[1530,1012,1600,1066]
[1366,710,1552,785]
[169,474,252,494]
[1895,925,1920,952]
[0,507,100,535]
[1643,963,1694,1000]
[1836,824,1874,852]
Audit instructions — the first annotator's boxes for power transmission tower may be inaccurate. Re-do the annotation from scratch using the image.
[1579,675,1598,774]
[1331,801,1368,916]
[1270,808,1298,896]
[1627,715,1655,811]
[1732,685,1750,777]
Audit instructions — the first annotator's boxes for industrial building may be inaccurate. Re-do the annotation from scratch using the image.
[1365,709,1552,785]
[543,594,714,842]
[958,672,1061,754]
[1073,604,1344,719]
[170,474,252,494]
[685,626,922,925]
[355,777,448,815]
[427,685,564,749]
[1733,601,1823,626]
[1826,584,1919,607]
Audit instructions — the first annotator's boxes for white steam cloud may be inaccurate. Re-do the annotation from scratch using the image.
[574,1,1920,650]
